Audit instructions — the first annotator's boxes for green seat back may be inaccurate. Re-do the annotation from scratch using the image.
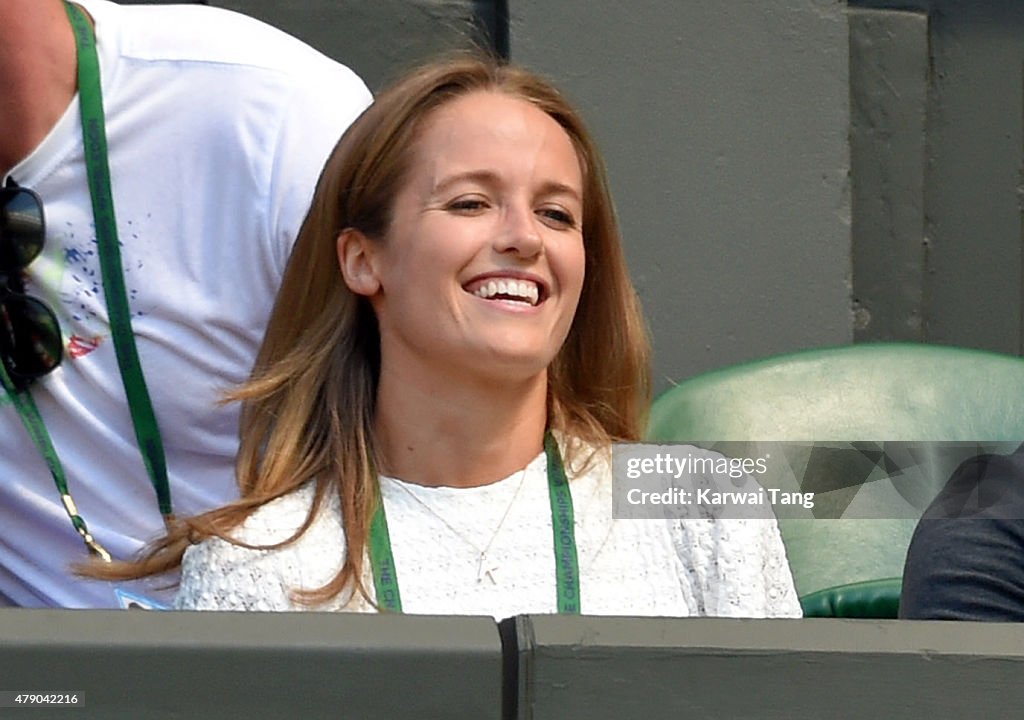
[646,343,1024,617]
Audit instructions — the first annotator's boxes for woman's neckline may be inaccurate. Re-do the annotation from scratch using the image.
[379,448,547,494]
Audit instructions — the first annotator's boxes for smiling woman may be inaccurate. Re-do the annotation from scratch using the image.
[340,90,586,404]
[91,55,801,619]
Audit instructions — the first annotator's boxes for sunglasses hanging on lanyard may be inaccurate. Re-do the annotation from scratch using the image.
[0,1,173,561]
[0,184,64,388]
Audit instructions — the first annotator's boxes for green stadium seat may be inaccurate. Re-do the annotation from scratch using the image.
[646,343,1024,617]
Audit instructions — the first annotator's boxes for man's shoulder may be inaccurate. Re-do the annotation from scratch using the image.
[83,0,362,85]
[924,443,1024,520]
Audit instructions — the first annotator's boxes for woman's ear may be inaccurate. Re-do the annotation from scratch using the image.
[337,228,381,297]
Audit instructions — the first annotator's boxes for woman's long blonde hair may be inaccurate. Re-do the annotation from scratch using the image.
[94,55,651,604]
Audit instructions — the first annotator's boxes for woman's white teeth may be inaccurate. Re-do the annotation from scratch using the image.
[473,279,540,305]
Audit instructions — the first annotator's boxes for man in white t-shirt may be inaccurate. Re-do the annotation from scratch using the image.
[0,0,371,607]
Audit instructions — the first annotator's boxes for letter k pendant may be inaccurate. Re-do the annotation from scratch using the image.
[477,553,499,585]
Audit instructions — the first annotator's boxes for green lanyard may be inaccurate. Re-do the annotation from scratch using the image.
[0,2,173,560]
[369,432,581,614]
[0,362,112,561]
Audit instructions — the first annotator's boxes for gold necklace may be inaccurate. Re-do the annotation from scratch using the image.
[393,465,529,585]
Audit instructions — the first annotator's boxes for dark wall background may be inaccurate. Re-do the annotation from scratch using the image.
[130,0,1024,392]
[851,0,1024,361]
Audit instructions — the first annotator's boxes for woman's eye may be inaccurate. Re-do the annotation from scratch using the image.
[447,198,488,213]
[538,207,577,228]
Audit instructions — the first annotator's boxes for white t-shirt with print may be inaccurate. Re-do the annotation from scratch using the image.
[0,0,371,607]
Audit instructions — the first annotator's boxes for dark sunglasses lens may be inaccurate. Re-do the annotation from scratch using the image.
[0,188,45,269]
[0,294,62,382]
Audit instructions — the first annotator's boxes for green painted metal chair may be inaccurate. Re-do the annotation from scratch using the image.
[646,343,1024,618]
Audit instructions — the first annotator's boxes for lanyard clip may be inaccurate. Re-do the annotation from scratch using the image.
[79,529,113,563]
[61,493,113,563]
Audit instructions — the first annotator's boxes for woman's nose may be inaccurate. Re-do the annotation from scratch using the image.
[493,203,542,258]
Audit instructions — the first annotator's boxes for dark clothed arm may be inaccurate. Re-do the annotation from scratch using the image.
[900,447,1024,621]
